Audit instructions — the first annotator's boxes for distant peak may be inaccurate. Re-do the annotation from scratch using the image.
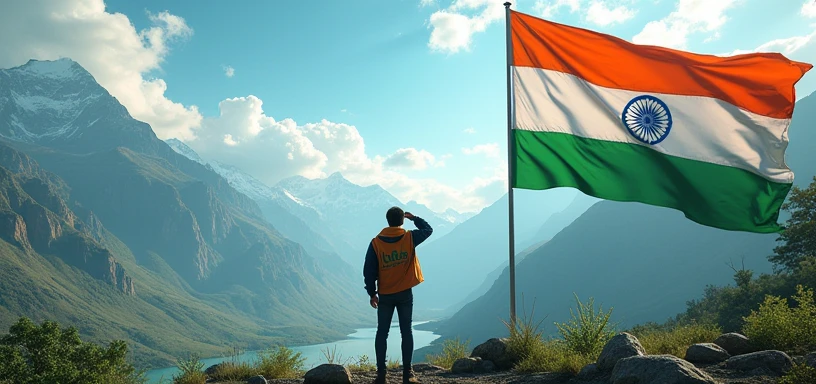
[327,171,345,180]
[10,57,93,80]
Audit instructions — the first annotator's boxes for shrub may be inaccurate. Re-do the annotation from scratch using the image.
[208,361,259,382]
[554,294,615,357]
[630,322,721,358]
[256,345,305,379]
[742,285,816,354]
[779,363,816,384]
[424,337,470,369]
[0,317,145,384]
[347,354,376,372]
[172,353,206,384]
[503,299,546,362]
[514,340,593,375]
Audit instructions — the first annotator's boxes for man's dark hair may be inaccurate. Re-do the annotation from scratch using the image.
[386,206,404,227]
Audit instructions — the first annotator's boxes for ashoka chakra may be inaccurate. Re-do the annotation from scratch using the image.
[621,95,673,145]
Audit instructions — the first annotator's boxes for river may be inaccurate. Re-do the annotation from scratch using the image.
[144,321,440,383]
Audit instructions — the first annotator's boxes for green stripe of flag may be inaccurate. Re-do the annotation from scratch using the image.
[512,130,791,233]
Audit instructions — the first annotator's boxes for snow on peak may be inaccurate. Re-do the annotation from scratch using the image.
[165,138,205,164]
[14,58,88,80]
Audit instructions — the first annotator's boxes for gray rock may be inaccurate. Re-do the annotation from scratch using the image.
[247,375,268,384]
[577,363,599,379]
[451,357,478,374]
[303,364,352,384]
[597,332,646,371]
[471,337,516,371]
[412,363,445,372]
[793,355,806,366]
[725,350,793,375]
[611,355,717,384]
[806,352,816,368]
[473,359,495,374]
[204,363,223,376]
[713,333,753,356]
[685,343,730,364]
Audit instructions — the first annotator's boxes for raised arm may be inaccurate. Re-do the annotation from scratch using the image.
[407,214,433,246]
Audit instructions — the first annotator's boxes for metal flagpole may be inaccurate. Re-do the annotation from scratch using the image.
[503,1,516,325]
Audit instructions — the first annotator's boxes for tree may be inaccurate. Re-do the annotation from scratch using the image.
[0,317,144,384]
[770,176,816,272]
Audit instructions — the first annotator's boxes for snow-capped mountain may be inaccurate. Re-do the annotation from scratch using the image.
[0,59,161,154]
[165,139,466,263]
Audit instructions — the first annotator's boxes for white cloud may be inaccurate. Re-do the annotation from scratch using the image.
[463,127,476,134]
[462,143,500,158]
[420,0,437,7]
[384,148,438,170]
[185,95,500,212]
[632,0,738,49]
[586,1,635,26]
[534,0,581,18]
[427,0,514,54]
[0,0,202,140]
[223,65,235,78]
[803,1,816,18]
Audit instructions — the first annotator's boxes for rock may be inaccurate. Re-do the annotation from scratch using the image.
[247,376,268,384]
[713,333,753,356]
[412,363,445,372]
[597,332,646,371]
[470,337,516,371]
[204,363,222,376]
[451,357,478,374]
[793,355,805,366]
[806,352,816,368]
[303,364,352,384]
[577,363,599,379]
[685,343,730,364]
[725,350,793,375]
[611,355,717,384]
[473,359,495,374]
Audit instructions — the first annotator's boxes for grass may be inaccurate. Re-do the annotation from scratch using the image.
[425,337,470,370]
[779,363,816,384]
[742,285,816,355]
[172,354,206,384]
[175,346,305,383]
[629,322,722,358]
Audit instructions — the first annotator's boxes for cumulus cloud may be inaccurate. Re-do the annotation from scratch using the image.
[462,143,501,158]
[384,148,438,170]
[585,1,635,26]
[463,127,476,134]
[427,0,515,54]
[185,95,499,212]
[804,0,816,18]
[223,65,235,78]
[632,0,738,49]
[0,0,202,140]
[534,0,581,18]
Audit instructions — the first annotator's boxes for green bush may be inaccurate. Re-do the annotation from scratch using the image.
[514,340,593,375]
[347,354,376,372]
[554,294,615,357]
[172,353,206,384]
[0,317,145,384]
[742,285,816,354]
[208,361,259,382]
[630,322,721,358]
[425,337,470,369]
[256,345,305,379]
[779,363,816,384]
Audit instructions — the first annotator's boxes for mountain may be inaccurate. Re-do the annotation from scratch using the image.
[424,92,816,348]
[410,187,582,312]
[0,59,368,367]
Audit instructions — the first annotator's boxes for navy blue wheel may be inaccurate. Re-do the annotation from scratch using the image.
[621,95,673,145]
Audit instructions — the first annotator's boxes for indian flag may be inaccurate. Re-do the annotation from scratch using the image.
[508,10,812,233]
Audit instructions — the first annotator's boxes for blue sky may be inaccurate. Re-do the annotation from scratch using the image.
[1,0,814,213]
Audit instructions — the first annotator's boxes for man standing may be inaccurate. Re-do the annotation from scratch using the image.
[364,207,433,384]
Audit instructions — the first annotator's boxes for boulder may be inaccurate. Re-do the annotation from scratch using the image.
[303,364,352,384]
[597,332,646,371]
[247,376,268,384]
[473,359,495,374]
[451,357,478,374]
[611,355,718,384]
[685,343,730,364]
[713,333,753,356]
[806,352,816,368]
[577,363,600,379]
[725,350,793,375]
[470,337,516,371]
[204,363,223,376]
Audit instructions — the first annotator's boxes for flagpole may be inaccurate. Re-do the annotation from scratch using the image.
[504,1,516,325]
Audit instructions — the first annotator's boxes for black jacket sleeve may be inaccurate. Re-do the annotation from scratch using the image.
[363,241,378,297]
[410,216,433,246]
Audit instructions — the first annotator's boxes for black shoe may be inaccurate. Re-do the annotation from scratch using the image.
[375,370,387,384]
[403,369,420,384]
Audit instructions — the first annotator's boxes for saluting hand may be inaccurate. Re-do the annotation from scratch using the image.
[404,212,415,220]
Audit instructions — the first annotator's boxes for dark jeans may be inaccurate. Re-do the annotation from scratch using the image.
[375,288,413,372]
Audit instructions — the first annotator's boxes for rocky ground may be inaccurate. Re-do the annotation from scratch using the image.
[209,331,815,384]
